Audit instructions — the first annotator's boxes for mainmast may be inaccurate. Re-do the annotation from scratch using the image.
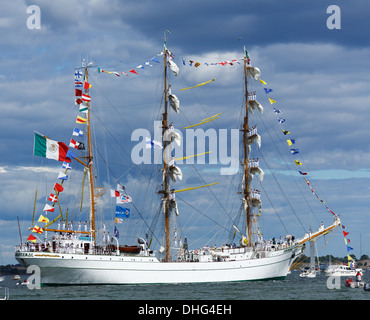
[163,36,171,262]
[243,46,252,246]
[84,67,96,242]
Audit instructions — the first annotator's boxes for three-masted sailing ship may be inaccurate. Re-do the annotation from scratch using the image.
[15,38,341,285]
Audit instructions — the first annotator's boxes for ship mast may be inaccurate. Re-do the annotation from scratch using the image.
[84,66,96,243]
[243,46,252,246]
[163,36,171,262]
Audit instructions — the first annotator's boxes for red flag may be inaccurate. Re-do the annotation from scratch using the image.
[43,204,55,212]
[83,82,92,90]
[110,189,120,197]
[75,89,82,97]
[48,193,58,202]
[27,234,37,242]
[75,98,83,105]
[81,94,91,101]
[343,231,349,237]
[129,69,138,75]
[54,183,64,193]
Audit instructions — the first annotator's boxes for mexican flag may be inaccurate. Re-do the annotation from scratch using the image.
[34,132,71,162]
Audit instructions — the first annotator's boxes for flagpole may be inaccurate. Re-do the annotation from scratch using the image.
[17,216,22,246]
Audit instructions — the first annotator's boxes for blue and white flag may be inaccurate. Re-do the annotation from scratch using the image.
[117,194,132,204]
[62,161,72,170]
[75,71,83,78]
[114,226,119,238]
[273,108,281,114]
[151,56,160,63]
[277,118,286,124]
[72,128,84,137]
[290,149,299,155]
[57,172,68,180]
[115,206,130,218]
[145,137,163,149]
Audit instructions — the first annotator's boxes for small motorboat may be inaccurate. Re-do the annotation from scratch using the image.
[345,277,365,288]
[16,279,29,286]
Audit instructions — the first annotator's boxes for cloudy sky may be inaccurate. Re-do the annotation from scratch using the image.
[1,0,370,265]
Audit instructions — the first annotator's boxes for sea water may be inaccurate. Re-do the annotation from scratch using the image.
[2,270,369,301]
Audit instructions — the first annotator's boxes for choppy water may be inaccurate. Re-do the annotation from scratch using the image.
[1,270,369,301]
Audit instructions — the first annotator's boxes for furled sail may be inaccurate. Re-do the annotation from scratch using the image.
[248,158,264,182]
[246,134,261,153]
[248,67,261,81]
[169,94,180,113]
[249,167,264,183]
[168,60,179,76]
[168,190,179,216]
[248,100,263,114]
[168,165,182,183]
[164,128,181,146]
[250,189,262,213]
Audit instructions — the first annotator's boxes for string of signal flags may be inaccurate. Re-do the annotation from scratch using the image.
[259,76,357,258]
[258,77,339,217]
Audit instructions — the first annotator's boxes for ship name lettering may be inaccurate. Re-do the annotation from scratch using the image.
[183,304,232,315]
[17,252,33,257]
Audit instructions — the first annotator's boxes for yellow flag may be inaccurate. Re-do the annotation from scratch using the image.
[76,116,87,124]
[287,139,294,146]
[259,79,267,85]
[181,78,216,91]
[268,98,276,104]
[38,215,50,224]
[347,254,353,260]
[183,113,221,129]
[32,225,44,234]
[294,160,302,166]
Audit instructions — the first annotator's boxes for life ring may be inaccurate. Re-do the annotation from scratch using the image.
[194,250,199,254]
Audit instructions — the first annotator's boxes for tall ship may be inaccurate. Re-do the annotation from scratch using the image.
[15,38,341,285]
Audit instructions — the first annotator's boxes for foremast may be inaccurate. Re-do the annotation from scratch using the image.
[163,39,171,262]
[84,67,96,243]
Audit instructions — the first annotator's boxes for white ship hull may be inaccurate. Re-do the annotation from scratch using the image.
[16,247,299,285]
[325,265,363,277]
